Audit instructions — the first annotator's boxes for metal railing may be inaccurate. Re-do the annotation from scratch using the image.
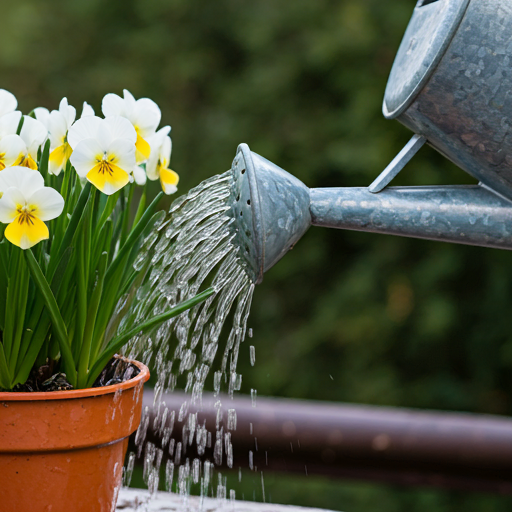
[136,390,512,494]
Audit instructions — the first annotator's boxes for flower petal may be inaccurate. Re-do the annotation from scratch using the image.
[5,214,49,250]
[0,90,18,118]
[0,135,26,169]
[160,168,179,195]
[59,97,76,127]
[107,138,136,172]
[0,187,25,223]
[49,143,72,176]
[87,162,130,196]
[102,93,126,117]
[132,98,161,136]
[48,111,68,149]
[70,138,104,178]
[146,127,171,180]
[20,116,48,161]
[27,186,65,221]
[132,165,147,186]
[81,102,95,118]
[135,133,151,163]
[123,89,137,110]
[67,116,102,149]
[0,111,21,138]
[34,107,50,129]
[0,167,44,196]
[104,116,137,144]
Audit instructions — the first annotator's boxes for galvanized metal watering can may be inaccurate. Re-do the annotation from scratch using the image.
[230,0,512,283]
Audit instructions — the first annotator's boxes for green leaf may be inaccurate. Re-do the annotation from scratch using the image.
[106,192,163,281]
[77,251,108,388]
[86,287,214,388]
[0,342,12,390]
[48,181,91,280]
[39,139,51,178]
[24,249,77,387]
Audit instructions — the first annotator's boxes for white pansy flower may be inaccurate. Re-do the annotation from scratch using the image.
[81,102,95,118]
[14,116,48,170]
[0,166,64,249]
[47,98,76,175]
[0,89,18,119]
[68,115,136,195]
[102,89,161,164]
[146,126,179,195]
[0,134,26,171]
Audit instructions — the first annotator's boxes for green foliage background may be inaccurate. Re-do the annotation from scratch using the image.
[3,0,512,510]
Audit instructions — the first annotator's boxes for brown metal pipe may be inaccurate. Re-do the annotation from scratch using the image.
[137,390,512,494]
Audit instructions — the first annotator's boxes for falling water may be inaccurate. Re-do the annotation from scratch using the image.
[122,170,256,500]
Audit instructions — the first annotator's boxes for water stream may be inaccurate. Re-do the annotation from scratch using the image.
[122,170,256,502]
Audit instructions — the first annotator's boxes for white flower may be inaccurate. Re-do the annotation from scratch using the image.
[68,115,136,195]
[146,126,179,195]
[46,98,76,176]
[14,116,48,170]
[0,90,18,119]
[0,134,26,170]
[0,166,64,249]
[101,89,161,164]
[81,102,95,117]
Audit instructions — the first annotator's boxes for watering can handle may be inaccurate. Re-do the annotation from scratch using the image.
[368,134,426,193]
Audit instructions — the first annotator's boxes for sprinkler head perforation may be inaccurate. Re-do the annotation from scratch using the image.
[230,143,311,284]
[230,146,263,283]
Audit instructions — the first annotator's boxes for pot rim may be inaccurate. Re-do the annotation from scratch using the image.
[0,357,150,401]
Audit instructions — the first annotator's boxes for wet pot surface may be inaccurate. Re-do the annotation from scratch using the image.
[0,360,149,512]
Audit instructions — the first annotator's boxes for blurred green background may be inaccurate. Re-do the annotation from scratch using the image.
[4,0,512,510]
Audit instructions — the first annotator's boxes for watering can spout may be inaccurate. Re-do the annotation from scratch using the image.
[231,144,512,284]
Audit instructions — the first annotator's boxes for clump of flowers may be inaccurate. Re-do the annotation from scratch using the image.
[0,89,211,391]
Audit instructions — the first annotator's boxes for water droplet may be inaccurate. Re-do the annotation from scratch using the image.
[227,409,237,430]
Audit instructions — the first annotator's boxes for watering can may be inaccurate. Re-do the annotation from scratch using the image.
[230,0,512,283]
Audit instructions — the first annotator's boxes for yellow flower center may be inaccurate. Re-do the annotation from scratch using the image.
[16,205,37,226]
[15,154,38,170]
[0,153,5,171]
[96,155,117,176]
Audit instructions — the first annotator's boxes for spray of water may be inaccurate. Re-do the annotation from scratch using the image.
[122,171,256,500]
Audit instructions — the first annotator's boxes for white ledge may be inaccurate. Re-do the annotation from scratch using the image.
[116,488,336,512]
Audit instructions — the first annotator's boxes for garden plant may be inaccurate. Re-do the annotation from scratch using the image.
[0,88,212,392]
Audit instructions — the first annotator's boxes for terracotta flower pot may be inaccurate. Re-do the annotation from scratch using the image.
[0,359,149,512]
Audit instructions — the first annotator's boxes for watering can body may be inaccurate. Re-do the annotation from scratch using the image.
[231,0,512,283]
[384,0,512,202]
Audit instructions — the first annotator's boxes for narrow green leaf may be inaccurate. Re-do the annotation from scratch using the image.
[106,192,163,281]
[24,249,77,387]
[4,248,21,363]
[48,181,91,279]
[10,253,30,371]
[132,187,147,228]
[0,342,12,389]
[86,287,214,388]
[39,139,51,178]
[77,252,108,388]
[16,116,24,135]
